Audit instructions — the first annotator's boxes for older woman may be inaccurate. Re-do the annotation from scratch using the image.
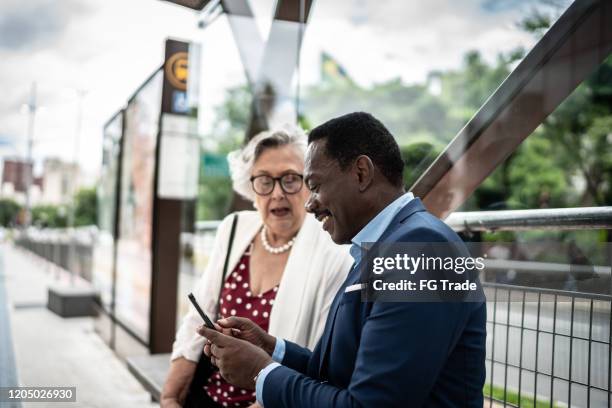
[161,127,353,408]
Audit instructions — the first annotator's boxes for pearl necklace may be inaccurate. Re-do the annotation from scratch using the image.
[260,226,296,254]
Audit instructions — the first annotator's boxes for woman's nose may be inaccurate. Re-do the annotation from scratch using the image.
[271,180,285,198]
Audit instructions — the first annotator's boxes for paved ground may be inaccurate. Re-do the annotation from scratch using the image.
[0,243,158,408]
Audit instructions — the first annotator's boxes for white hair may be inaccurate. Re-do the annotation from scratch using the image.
[227,125,307,202]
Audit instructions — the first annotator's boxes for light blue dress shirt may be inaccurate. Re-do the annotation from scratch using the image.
[255,192,415,406]
[349,191,414,265]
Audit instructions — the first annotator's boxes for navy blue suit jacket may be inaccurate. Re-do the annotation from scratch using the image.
[262,198,486,407]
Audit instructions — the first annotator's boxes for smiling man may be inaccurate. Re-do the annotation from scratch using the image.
[199,112,486,407]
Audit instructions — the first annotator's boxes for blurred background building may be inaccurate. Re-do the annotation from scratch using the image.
[1,158,42,205]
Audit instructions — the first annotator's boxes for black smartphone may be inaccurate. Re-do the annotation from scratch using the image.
[188,293,217,330]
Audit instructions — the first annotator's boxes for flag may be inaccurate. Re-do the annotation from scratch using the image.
[321,52,350,83]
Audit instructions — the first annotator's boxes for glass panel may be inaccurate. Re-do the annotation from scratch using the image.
[93,111,122,310]
[196,14,251,221]
[115,69,163,342]
[478,230,610,294]
[177,14,251,328]
[462,54,612,212]
[298,0,573,189]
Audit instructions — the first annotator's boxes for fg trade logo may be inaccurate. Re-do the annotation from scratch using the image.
[165,52,188,91]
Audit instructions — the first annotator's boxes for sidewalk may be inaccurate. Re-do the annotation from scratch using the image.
[1,243,158,408]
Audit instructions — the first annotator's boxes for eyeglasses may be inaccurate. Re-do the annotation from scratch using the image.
[250,173,304,196]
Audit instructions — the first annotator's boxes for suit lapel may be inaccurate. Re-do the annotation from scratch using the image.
[317,198,427,376]
[377,198,426,243]
[354,198,427,277]
[318,262,358,374]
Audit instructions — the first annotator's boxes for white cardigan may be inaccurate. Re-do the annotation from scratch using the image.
[171,211,353,362]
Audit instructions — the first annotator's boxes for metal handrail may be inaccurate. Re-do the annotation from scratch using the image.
[445,206,612,232]
[484,258,611,277]
[190,207,612,234]
[194,220,222,232]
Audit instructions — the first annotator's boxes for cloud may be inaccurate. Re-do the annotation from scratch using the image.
[297,0,539,88]
[0,0,571,180]
[480,0,536,13]
[0,0,199,178]
[0,0,91,51]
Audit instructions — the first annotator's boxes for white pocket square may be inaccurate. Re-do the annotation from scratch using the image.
[344,283,365,293]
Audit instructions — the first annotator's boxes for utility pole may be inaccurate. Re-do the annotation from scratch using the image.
[67,89,86,284]
[23,82,37,227]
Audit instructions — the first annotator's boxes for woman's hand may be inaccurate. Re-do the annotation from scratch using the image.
[217,317,277,356]
[247,403,263,408]
[160,357,196,408]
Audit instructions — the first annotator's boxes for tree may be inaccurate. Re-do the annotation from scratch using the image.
[512,1,612,207]
[401,142,442,189]
[197,86,251,220]
[74,187,97,226]
[196,15,610,222]
[0,199,20,227]
[31,205,67,228]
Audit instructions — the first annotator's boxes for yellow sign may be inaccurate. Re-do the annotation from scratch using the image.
[165,52,189,91]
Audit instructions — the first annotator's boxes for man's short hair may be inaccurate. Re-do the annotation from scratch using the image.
[308,112,405,187]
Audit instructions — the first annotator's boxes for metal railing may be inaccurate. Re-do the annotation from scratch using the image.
[450,206,611,407]
[484,283,611,408]
[14,227,97,282]
[446,206,612,232]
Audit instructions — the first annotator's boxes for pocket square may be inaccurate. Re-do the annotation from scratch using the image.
[344,283,365,293]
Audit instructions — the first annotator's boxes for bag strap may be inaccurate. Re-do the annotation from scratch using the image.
[216,213,238,319]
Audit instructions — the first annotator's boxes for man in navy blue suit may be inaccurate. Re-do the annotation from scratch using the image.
[199,112,486,407]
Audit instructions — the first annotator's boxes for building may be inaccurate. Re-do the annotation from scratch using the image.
[0,158,81,206]
[0,158,42,205]
[40,158,81,206]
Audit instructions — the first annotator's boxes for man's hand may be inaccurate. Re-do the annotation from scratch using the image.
[217,317,277,356]
[198,325,274,390]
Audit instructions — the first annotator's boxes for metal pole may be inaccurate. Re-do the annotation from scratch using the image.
[67,90,86,285]
[23,82,37,227]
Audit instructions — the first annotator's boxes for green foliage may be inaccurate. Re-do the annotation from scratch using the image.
[0,199,20,227]
[74,187,97,226]
[32,205,67,228]
[484,383,563,408]
[400,142,442,188]
[302,78,462,148]
[518,10,552,36]
[197,86,250,220]
[517,0,569,39]
[203,85,250,152]
[196,5,611,220]
[439,51,515,115]
[508,137,570,208]
[28,188,97,228]
[197,177,234,221]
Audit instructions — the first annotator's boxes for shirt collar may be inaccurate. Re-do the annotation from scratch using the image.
[349,192,414,264]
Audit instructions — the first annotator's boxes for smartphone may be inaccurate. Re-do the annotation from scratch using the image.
[188,293,217,330]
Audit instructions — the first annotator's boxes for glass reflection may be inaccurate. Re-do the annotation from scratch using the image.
[93,111,122,310]
[298,0,572,190]
[116,69,164,341]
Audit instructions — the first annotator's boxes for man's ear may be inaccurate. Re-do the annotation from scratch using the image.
[354,155,375,192]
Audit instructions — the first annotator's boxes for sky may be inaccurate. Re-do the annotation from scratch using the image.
[0,0,200,181]
[0,0,568,183]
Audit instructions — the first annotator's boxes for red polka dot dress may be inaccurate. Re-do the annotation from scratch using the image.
[205,244,279,407]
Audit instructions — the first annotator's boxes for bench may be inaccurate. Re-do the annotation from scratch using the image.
[47,284,98,317]
[126,353,171,402]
